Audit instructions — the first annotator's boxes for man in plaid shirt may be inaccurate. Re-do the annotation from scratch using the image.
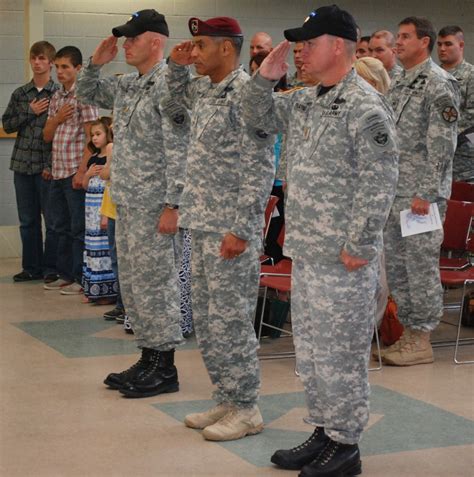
[2,41,59,283]
[43,46,99,295]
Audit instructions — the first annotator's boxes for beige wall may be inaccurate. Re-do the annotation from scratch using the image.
[1,0,474,256]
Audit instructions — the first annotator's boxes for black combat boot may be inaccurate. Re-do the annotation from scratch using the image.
[104,348,154,390]
[271,427,328,470]
[119,349,179,398]
[299,439,361,477]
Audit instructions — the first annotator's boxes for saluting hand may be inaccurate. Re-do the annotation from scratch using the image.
[259,40,291,81]
[169,41,194,66]
[92,36,119,66]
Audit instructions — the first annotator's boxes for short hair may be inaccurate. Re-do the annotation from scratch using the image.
[87,117,113,154]
[438,25,464,40]
[55,46,83,67]
[343,38,357,57]
[327,36,356,59]
[214,36,244,56]
[371,30,395,47]
[359,36,371,43]
[30,41,56,61]
[355,57,391,94]
[399,16,436,52]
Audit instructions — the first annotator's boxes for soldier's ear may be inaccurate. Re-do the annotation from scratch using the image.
[221,39,233,56]
[420,35,430,50]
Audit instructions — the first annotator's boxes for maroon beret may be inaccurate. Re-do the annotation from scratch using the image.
[188,17,243,37]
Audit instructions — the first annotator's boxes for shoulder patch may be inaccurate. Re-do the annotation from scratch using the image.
[442,106,458,123]
[160,96,189,128]
[360,110,393,149]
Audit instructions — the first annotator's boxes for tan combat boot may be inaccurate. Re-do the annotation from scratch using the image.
[382,328,434,366]
[372,328,412,360]
[202,405,264,441]
[184,403,234,429]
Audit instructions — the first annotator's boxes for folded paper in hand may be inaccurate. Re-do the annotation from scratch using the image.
[400,203,442,237]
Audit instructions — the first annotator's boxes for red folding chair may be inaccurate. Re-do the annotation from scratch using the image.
[440,200,474,270]
[440,267,474,364]
[450,181,474,202]
[257,264,293,360]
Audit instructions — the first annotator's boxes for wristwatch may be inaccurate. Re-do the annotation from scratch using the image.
[165,203,179,210]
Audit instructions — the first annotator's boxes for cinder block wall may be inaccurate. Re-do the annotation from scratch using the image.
[1,0,473,256]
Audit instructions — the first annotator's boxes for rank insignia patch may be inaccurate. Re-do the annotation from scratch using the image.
[190,19,199,34]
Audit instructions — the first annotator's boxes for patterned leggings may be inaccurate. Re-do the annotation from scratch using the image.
[179,229,193,336]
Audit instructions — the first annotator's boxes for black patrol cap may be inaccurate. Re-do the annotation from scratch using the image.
[284,4,358,43]
[112,9,169,38]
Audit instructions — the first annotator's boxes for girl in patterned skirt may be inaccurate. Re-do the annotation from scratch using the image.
[81,118,117,304]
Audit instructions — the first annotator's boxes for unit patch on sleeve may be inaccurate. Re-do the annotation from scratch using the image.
[442,106,458,123]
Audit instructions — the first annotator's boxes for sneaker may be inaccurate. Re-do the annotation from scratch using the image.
[60,282,83,295]
[44,278,73,290]
[115,313,126,325]
[271,427,329,470]
[202,405,264,441]
[13,271,42,282]
[382,329,434,366]
[123,315,134,334]
[299,439,361,477]
[103,307,125,322]
[184,404,234,430]
[44,273,59,284]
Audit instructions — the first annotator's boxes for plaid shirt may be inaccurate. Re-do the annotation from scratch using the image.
[2,79,58,175]
[48,83,98,179]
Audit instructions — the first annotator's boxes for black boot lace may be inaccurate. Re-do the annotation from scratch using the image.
[119,349,156,377]
[292,428,322,453]
[138,351,161,379]
[317,441,340,466]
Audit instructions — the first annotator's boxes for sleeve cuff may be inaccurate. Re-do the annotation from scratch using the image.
[254,72,279,89]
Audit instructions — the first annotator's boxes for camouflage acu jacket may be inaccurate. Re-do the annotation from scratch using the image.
[77,59,189,209]
[166,62,275,240]
[242,69,399,264]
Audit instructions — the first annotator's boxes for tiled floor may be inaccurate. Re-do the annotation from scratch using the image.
[1,257,473,477]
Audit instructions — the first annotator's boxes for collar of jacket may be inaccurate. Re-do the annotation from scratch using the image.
[315,68,356,107]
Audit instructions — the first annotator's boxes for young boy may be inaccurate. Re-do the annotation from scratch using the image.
[2,41,59,283]
[43,46,99,294]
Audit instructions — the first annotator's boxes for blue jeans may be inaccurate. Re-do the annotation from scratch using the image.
[107,217,123,309]
[14,172,57,276]
[49,176,85,284]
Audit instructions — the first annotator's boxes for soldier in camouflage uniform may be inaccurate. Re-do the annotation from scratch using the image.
[242,6,398,476]
[77,10,190,398]
[368,31,403,80]
[382,17,460,367]
[438,25,474,183]
[167,17,275,441]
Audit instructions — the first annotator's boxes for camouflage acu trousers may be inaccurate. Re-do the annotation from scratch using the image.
[115,205,184,351]
[191,230,261,408]
[384,197,446,332]
[291,258,377,444]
